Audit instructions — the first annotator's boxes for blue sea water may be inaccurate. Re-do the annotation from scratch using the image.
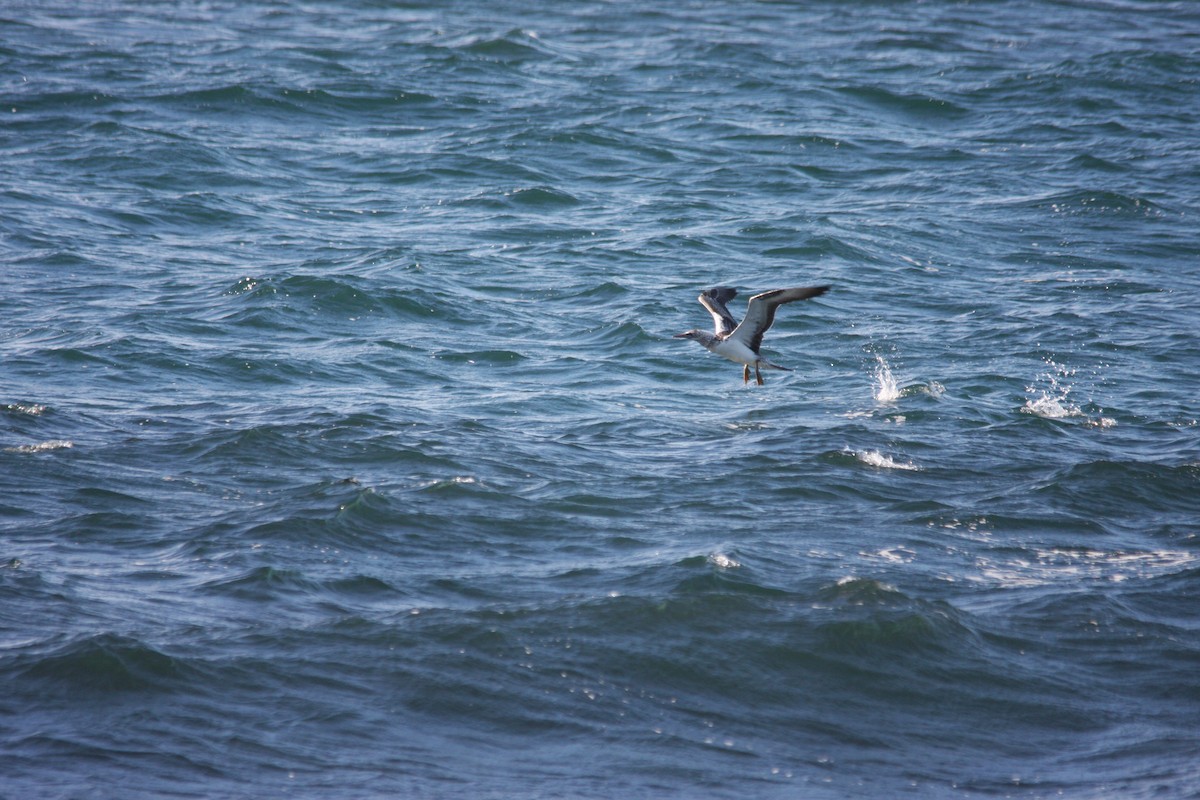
[3,1,1200,797]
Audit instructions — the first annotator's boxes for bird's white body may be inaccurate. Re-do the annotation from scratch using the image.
[674,285,829,384]
[708,336,761,367]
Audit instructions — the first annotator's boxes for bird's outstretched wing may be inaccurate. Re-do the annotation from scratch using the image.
[698,287,739,337]
[729,286,829,353]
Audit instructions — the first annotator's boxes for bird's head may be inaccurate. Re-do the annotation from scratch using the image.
[674,329,713,346]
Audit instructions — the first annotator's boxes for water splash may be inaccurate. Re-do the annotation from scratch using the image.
[1023,394,1080,420]
[873,355,900,403]
[1022,358,1080,418]
[1021,358,1117,427]
[1024,358,1096,420]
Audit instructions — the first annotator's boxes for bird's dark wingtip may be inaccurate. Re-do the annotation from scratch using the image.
[702,286,738,303]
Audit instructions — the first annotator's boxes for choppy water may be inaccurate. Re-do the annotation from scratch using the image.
[3,1,1200,798]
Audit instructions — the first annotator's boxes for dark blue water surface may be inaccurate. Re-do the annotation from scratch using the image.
[3,1,1200,797]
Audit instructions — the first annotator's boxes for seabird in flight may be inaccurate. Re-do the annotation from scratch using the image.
[674,285,830,384]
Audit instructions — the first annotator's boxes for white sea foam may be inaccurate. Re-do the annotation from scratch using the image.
[708,553,740,569]
[974,548,1197,588]
[854,449,920,471]
[873,547,917,563]
[4,440,73,453]
[4,403,47,416]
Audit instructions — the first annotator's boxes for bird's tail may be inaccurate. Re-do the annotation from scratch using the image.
[761,360,792,372]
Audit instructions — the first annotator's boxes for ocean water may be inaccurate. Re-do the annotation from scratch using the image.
[3,1,1199,797]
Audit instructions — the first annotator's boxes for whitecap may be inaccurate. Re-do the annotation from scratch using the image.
[4,439,73,453]
[872,547,917,563]
[974,547,1197,588]
[3,403,47,416]
[854,449,920,471]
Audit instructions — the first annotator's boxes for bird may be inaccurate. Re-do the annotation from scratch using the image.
[674,285,830,384]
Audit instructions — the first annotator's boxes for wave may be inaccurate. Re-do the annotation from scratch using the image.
[834,84,969,120]
[1042,459,1200,517]
[431,349,526,365]
[221,274,479,330]
[503,186,581,208]
[196,564,409,610]
[763,234,875,262]
[558,320,654,352]
[151,83,437,121]
[449,28,556,63]
[1018,189,1172,218]
[1065,153,1128,173]
[17,633,193,693]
